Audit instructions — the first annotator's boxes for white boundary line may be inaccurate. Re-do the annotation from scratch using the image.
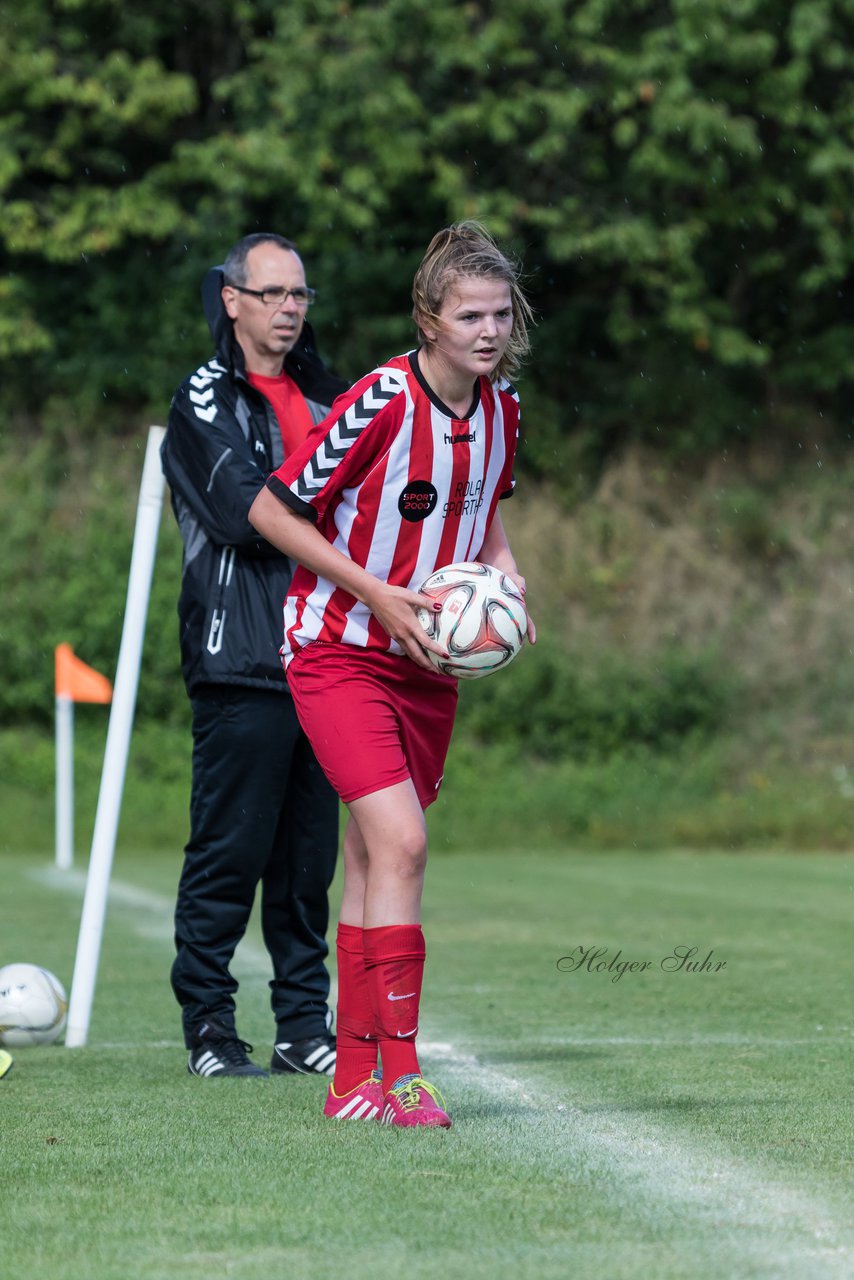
[33,865,853,1274]
[419,1038,851,1273]
[36,866,272,974]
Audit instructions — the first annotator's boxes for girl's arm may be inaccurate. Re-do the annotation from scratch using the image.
[248,486,446,669]
[478,509,537,644]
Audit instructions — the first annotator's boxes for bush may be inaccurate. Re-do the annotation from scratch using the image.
[0,434,185,728]
[455,638,735,761]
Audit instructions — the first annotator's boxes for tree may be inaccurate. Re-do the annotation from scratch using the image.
[0,0,851,464]
[0,1,275,422]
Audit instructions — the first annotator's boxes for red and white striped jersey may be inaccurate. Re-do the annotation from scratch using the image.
[266,350,520,661]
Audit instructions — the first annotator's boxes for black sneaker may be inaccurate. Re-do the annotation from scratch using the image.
[271,1033,336,1076]
[187,1018,268,1078]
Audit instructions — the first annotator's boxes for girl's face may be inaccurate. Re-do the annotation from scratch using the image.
[422,275,513,384]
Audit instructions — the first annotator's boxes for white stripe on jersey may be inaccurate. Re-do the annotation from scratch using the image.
[338,375,427,647]
[398,404,457,573]
[463,394,514,562]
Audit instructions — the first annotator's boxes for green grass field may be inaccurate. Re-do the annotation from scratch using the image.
[2,845,851,1280]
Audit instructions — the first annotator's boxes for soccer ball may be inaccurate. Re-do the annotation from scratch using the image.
[0,963,68,1047]
[417,561,527,679]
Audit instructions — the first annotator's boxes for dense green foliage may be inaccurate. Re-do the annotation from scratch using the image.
[1,0,852,465]
[0,436,184,728]
[457,639,732,759]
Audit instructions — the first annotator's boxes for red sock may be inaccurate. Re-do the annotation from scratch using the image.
[363,924,425,1090]
[333,923,378,1093]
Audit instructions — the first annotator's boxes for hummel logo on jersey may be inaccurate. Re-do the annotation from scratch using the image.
[388,991,416,1001]
[444,430,476,445]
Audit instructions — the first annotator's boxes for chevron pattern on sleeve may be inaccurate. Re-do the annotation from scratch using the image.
[295,370,405,500]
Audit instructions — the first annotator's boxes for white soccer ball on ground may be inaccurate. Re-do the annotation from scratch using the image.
[417,561,528,679]
[0,963,68,1047]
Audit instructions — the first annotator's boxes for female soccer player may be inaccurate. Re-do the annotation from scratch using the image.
[248,222,535,1128]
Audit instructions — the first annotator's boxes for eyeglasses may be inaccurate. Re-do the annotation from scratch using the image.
[227,284,316,308]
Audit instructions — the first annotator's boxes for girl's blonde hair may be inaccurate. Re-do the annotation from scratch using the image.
[412,221,532,383]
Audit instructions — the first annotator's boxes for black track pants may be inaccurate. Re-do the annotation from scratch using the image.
[172,684,339,1046]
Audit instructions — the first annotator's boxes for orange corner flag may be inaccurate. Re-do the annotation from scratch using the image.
[55,644,113,704]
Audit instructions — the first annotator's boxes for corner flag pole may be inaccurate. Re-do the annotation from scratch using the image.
[65,425,166,1048]
[55,692,75,872]
[55,644,113,870]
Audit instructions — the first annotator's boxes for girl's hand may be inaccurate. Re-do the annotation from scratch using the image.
[364,582,447,671]
[502,569,537,646]
[476,509,535,645]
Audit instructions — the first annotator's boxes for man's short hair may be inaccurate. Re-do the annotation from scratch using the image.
[223,233,299,287]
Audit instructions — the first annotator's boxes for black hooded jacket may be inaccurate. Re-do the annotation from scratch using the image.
[161,267,348,694]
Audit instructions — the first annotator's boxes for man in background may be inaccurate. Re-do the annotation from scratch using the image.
[161,232,347,1078]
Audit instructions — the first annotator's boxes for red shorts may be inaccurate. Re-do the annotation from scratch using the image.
[286,644,458,809]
